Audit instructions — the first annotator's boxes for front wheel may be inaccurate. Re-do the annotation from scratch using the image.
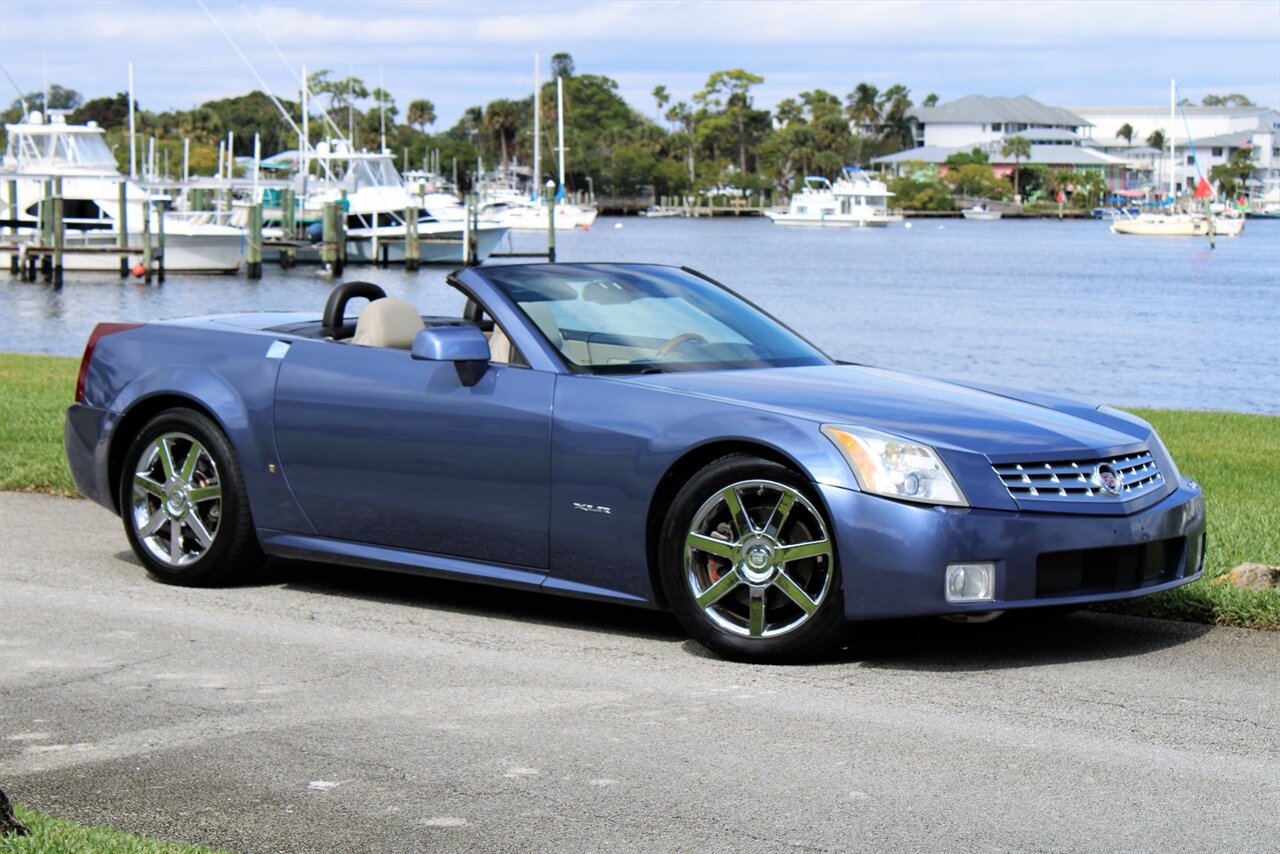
[119,408,263,586]
[659,455,845,662]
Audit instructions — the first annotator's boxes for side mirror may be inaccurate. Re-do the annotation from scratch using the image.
[411,326,492,386]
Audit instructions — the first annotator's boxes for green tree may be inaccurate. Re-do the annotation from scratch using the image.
[887,162,953,211]
[944,147,989,168]
[1202,93,1254,107]
[483,98,521,165]
[1209,147,1256,197]
[651,84,669,122]
[944,162,1005,198]
[407,99,436,132]
[1146,129,1166,150]
[71,92,130,127]
[1000,135,1032,200]
[695,69,765,175]
[1116,123,1134,146]
[307,69,368,114]
[922,93,939,107]
[845,82,881,130]
[551,52,575,78]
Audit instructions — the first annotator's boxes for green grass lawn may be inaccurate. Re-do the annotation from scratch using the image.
[1,802,233,853]
[0,352,1276,628]
[0,353,78,495]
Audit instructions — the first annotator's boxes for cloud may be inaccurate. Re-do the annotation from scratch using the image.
[1,0,1275,129]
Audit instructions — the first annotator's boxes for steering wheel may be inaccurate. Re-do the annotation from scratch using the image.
[655,332,708,358]
[322,281,387,333]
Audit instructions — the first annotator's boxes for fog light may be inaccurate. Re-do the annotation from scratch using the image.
[945,562,995,603]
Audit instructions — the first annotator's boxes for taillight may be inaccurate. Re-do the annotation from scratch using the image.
[76,322,143,403]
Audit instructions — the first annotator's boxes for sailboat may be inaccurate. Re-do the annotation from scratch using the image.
[1112,80,1245,238]
[478,65,597,231]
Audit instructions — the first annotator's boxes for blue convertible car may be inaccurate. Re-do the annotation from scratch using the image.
[66,263,1206,661]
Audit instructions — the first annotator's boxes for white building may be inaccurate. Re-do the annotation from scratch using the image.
[1071,105,1280,200]
[873,95,1132,193]
[908,95,1091,149]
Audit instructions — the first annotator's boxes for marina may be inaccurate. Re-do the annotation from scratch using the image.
[3,215,1276,416]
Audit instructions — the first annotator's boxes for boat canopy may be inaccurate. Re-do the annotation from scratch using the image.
[346,157,403,191]
[3,125,117,173]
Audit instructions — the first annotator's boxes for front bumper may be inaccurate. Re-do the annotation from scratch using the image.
[65,403,120,512]
[819,478,1206,620]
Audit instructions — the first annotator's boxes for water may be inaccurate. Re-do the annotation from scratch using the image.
[2,216,1277,414]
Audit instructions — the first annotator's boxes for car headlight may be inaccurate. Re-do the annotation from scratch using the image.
[821,425,968,507]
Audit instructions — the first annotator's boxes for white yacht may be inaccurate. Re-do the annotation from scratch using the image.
[287,144,508,264]
[0,112,243,272]
[477,170,598,231]
[766,169,902,227]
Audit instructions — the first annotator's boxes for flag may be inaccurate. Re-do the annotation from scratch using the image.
[1194,178,1214,200]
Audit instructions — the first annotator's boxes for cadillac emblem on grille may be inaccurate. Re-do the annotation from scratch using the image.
[1094,463,1123,496]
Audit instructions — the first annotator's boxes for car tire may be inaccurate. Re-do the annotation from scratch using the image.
[659,454,845,663]
[119,408,263,586]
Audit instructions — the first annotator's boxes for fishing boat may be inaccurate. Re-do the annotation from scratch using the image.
[274,143,508,263]
[961,203,1002,221]
[0,112,243,272]
[766,168,902,227]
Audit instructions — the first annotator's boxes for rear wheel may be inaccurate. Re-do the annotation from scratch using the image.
[119,408,262,586]
[659,455,845,662]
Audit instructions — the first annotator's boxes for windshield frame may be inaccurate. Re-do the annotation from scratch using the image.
[471,263,834,376]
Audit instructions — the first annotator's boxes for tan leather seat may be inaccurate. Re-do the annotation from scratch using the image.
[351,298,425,349]
[488,326,512,363]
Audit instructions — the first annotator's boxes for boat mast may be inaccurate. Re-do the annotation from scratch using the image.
[379,67,386,154]
[1169,78,1176,205]
[302,63,309,188]
[556,76,566,201]
[533,53,540,198]
[128,61,137,180]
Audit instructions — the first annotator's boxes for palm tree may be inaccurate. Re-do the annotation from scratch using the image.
[651,85,669,122]
[1146,129,1166,151]
[1116,123,1134,147]
[407,99,436,133]
[1001,135,1032,201]
[483,99,521,165]
[845,83,881,132]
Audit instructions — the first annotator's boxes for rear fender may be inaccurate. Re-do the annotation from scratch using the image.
[108,360,314,535]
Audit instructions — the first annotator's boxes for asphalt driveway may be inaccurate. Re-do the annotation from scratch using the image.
[1,492,1277,853]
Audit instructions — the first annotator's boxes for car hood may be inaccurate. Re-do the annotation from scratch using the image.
[622,365,1146,459]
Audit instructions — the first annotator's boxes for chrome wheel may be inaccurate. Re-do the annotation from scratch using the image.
[129,432,222,567]
[683,479,833,639]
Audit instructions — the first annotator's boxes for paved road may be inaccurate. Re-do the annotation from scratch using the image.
[2,492,1277,853]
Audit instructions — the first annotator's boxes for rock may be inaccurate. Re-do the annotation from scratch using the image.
[0,788,30,837]
[1221,563,1280,590]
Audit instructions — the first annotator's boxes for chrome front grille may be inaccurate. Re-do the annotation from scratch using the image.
[993,450,1164,502]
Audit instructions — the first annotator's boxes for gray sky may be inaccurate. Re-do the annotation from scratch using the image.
[1,0,1277,129]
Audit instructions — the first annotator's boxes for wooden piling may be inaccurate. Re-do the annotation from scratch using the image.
[247,203,263,279]
[51,178,64,285]
[118,181,130,277]
[39,181,52,282]
[405,205,420,271]
[546,194,557,263]
[321,202,336,273]
[6,180,17,275]
[156,199,166,283]
[142,202,153,284]
[462,194,473,266]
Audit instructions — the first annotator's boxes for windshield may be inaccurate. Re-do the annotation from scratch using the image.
[480,264,831,374]
[348,158,402,191]
[7,130,117,171]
